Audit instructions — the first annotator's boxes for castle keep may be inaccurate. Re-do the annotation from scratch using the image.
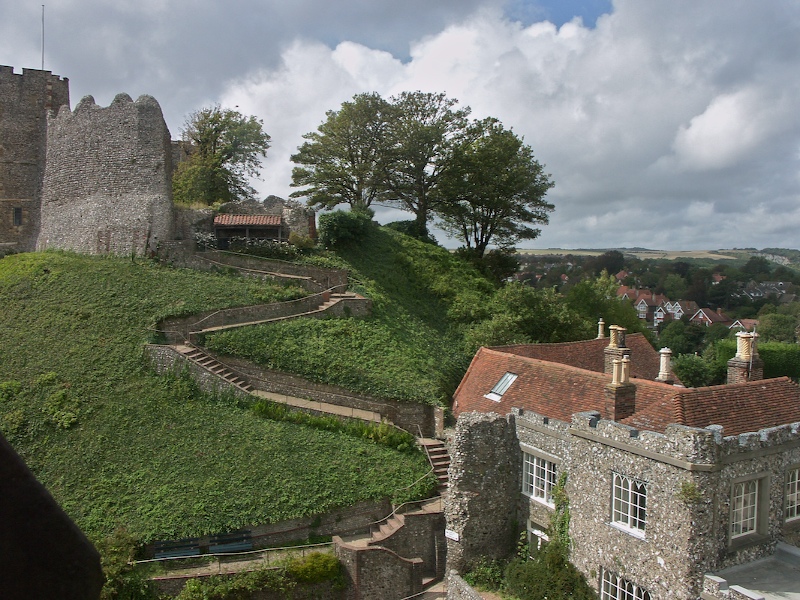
[0,66,69,251]
[38,94,174,255]
[1,66,174,255]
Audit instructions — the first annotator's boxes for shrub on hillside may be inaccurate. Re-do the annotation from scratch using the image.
[384,220,439,245]
[318,209,374,248]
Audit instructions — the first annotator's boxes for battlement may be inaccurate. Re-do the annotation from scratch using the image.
[512,406,800,468]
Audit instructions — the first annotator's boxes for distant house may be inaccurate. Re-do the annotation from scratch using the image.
[729,318,759,332]
[668,300,699,321]
[689,307,732,327]
[445,326,800,599]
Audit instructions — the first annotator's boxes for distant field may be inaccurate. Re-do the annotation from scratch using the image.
[517,248,741,260]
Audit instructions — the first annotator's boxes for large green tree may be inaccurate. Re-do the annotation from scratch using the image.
[173,105,271,205]
[290,92,393,211]
[383,91,470,237]
[436,118,554,257]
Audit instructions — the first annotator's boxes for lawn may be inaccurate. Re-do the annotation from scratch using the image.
[0,251,432,542]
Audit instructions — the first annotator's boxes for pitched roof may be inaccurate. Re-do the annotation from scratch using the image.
[214,214,282,227]
[624,377,800,436]
[453,346,800,436]
[491,333,662,381]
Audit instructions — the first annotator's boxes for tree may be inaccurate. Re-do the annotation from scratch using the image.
[565,273,647,337]
[658,320,706,356]
[758,313,798,343]
[383,91,470,237]
[290,92,393,211]
[173,105,270,205]
[437,118,554,257]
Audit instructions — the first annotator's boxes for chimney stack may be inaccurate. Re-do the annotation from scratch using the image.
[604,325,630,375]
[656,347,674,384]
[727,332,763,384]
[605,356,636,420]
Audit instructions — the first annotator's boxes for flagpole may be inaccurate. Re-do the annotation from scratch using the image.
[41,5,45,70]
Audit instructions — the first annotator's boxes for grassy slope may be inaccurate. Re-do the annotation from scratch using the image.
[0,251,430,542]
[206,226,496,405]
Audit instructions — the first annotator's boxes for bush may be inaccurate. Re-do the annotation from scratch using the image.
[463,557,505,590]
[673,354,713,388]
[318,210,374,248]
[286,551,344,587]
[503,541,596,600]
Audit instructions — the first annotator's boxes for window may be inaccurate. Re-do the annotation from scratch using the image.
[612,473,647,534]
[485,372,517,402]
[731,479,758,537]
[601,570,651,600]
[527,521,549,559]
[523,452,557,505]
[13,207,22,226]
[788,468,800,522]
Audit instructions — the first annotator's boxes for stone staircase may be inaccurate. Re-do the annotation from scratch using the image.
[186,292,356,343]
[175,345,255,394]
[420,439,450,494]
[337,496,445,590]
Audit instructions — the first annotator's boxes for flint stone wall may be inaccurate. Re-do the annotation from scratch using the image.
[445,412,521,573]
[335,538,423,600]
[485,407,800,599]
[38,93,174,255]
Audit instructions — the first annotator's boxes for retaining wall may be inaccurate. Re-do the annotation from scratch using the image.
[335,539,423,600]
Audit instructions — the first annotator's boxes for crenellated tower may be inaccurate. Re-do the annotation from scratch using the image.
[0,66,70,251]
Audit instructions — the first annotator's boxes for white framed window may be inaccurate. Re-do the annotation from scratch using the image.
[485,372,517,402]
[523,452,557,506]
[611,473,647,535]
[787,468,800,522]
[731,479,759,538]
[601,570,651,600]
[527,521,549,559]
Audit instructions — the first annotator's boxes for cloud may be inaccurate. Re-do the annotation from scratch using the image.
[1,0,799,249]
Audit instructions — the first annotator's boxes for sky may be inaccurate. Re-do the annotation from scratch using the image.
[2,0,799,250]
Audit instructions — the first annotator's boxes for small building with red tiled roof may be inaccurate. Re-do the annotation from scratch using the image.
[444,327,800,600]
[213,213,285,247]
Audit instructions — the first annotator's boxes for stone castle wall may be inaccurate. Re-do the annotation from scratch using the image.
[38,93,174,255]
[0,66,70,250]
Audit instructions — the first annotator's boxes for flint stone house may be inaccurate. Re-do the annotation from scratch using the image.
[446,325,800,599]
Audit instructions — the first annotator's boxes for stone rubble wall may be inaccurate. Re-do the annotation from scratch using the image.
[445,412,521,573]
[38,93,174,255]
[368,511,446,579]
